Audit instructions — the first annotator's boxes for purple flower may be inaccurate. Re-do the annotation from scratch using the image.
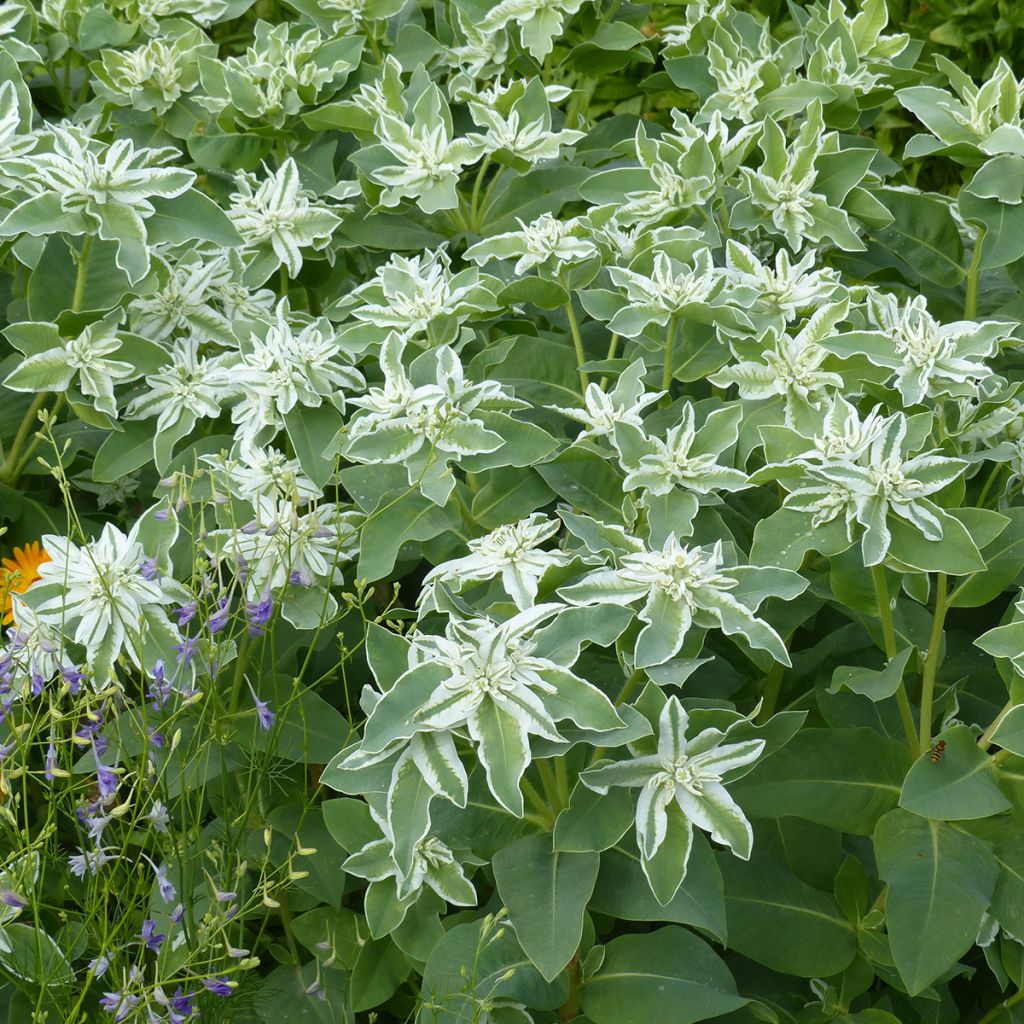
[175,636,198,667]
[61,665,85,695]
[44,743,57,780]
[148,728,164,749]
[140,557,160,581]
[89,951,113,979]
[147,661,172,710]
[173,602,197,626]
[96,759,118,801]
[244,589,274,638]
[208,596,231,635]
[155,863,176,903]
[30,670,44,696]
[289,566,313,587]
[0,889,26,909]
[139,919,165,953]
[100,990,139,1021]
[248,684,275,732]
[202,976,234,997]
[154,509,169,521]
[69,848,117,878]
[171,903,184,924]
[159,987,199,1023]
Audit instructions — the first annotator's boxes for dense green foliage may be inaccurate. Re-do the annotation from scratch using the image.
[4,1,1024,1022]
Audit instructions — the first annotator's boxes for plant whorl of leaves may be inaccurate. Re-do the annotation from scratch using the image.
[3,1,1024,1023]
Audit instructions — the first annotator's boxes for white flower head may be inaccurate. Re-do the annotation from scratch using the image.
[420,513,573,611]
[35,521,184,685]
[228,158,342,278]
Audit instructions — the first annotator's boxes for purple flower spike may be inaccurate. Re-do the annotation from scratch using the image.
[244,589,274,638]
[202,976,234,997]
[139,919,166,953]
[248,684,275,732]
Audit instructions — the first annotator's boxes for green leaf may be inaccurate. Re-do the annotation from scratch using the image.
[988,705,1024,756]
[92,419,156,481]
[899,724,1012,820]
[718,851,858,977]
[350,936,411,1011]
[959,191,1024,270]
[870,188,965,287]
[966,155,1024,204]
[492,834,599,982]
[537,449,625,523]
[357,489,460,582]
[590,834,726,941]
[284,403,343,488]
[146,189,242,247]
[731,728,910,834]
[497,277,569,309]
[828,647,914,701]
[950,507,1024,608]
[470,468,554,529]
[28,236,131,319]
[874,809,998,995]
[554,782,634,853]
[580,927,747,1024]
[418,919,567,1024]
[750,508,852,569]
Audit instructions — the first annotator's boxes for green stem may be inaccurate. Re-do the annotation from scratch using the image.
[976,462,1004,509]
[598,333,620,392]
[0,392,48,484]
[469,155,491,231]
[978,987,1024,1024]
[558,955,582,1022]
[537,758,565,815]
[918,573,947,753]
[521,777,555,827]
[964,225,986,320]
[756,662,785,725]
[660,316,678,407]
[72,235,93,314]
[564,299,590,392]
[979,697,1016,752]
[871,565,918,754]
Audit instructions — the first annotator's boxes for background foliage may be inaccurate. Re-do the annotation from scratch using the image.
[2,0,1024,1022]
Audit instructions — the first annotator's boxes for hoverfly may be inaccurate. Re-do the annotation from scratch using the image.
[928,740,946,764]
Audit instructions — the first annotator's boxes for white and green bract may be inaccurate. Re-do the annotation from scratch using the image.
[353,605,624,816]
[33,522,184,685]
[561,536,799,668]
[582,697,764,901]
[780,412,969,565]
[342,805,476,909]
[419,513,573,611]
[228,158,341,278]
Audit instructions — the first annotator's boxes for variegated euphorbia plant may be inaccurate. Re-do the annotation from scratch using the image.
[2,0,1024,1022]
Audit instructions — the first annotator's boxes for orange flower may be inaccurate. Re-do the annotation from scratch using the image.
[1,542,51,625]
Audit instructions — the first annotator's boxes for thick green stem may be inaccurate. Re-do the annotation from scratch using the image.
[964,226,986,320]
[978,987,1024,1024]
[918,573,947,753]
[871,565,918,754]
[979,697,1016,752]
[598,333,620,392]
[469,155,491,230]
[660,316,679,406]
[72,235,93,314]
[558,955,582,1022]
[564,299,590,391]
[756,662,786,725]
[0,392,48,483]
